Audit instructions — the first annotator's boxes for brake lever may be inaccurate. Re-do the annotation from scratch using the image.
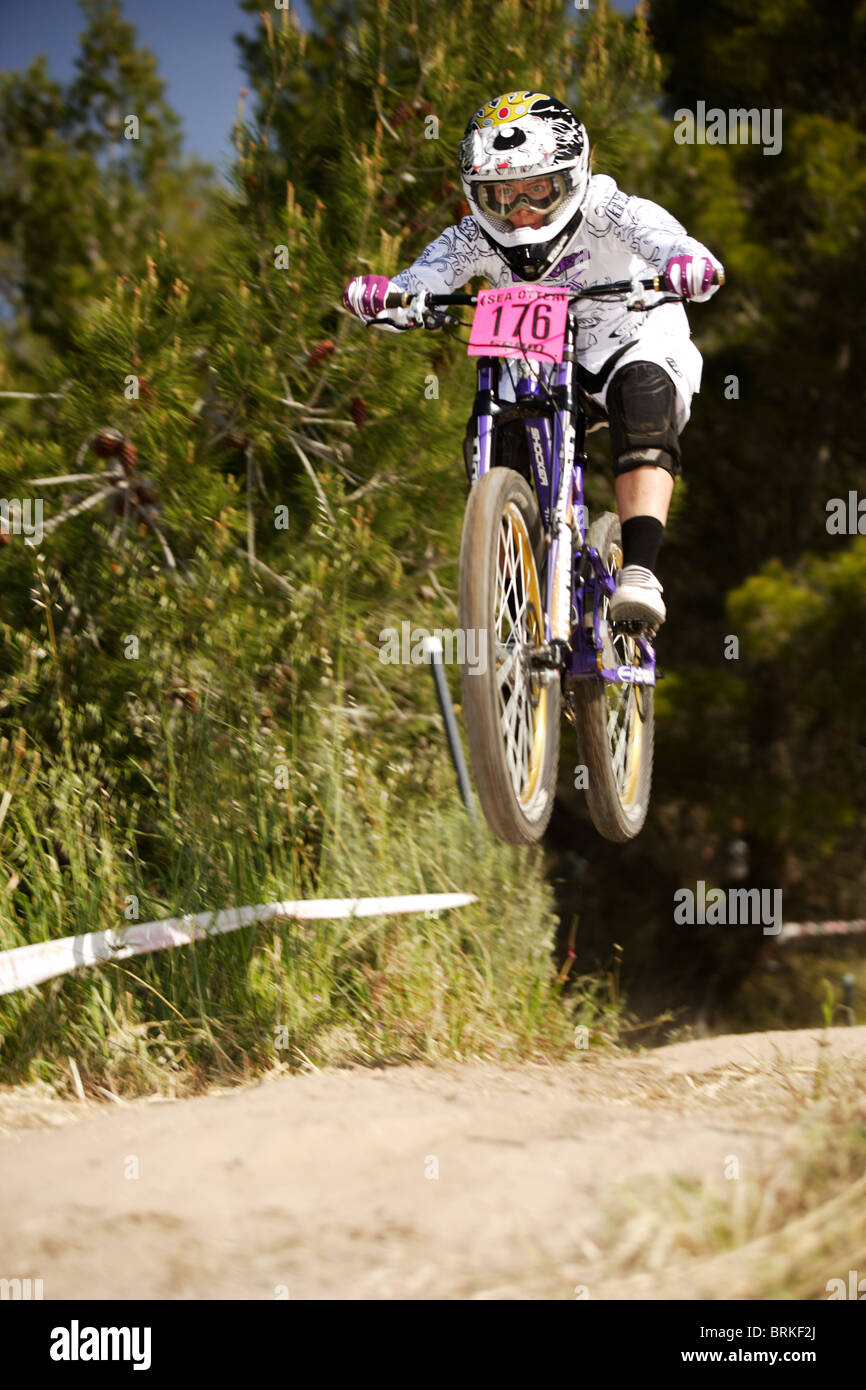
[625,277,652,312]
[625,277,683,313]
[406,290,443,329]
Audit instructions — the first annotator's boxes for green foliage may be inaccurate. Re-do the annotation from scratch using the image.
[0,642,586,1091]
[2,0,650,1093]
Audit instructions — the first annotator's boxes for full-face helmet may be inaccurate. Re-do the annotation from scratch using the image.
[459,91,590,280]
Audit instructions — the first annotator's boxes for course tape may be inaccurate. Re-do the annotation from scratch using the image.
[777,918,866,942]
[0,893,477,997]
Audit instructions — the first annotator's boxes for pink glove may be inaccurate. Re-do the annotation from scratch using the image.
[342,274,395,320]
[663,255,717,299]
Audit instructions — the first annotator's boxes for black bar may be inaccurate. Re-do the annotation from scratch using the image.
[425,637,476,819]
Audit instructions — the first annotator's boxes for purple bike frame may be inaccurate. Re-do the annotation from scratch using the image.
[467,325,657,690]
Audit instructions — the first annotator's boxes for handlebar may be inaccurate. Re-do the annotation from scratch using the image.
[383,268,724,312]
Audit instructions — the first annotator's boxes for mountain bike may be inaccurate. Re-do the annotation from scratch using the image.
[383,274,719,846]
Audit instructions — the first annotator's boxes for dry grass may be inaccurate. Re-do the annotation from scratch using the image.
[587,1048,866,1299]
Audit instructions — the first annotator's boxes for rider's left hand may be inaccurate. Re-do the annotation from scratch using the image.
[663,254,717,299]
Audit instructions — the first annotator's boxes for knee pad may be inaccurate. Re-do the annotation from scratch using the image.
[608,362,681,478]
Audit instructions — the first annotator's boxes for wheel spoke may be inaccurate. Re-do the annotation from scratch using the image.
[597,564,644,803]
[495,641,519,686]
[610,699,630,790]
[491,504,545,805]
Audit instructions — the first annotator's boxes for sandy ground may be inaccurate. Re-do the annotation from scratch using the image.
[0,1026,863,1300]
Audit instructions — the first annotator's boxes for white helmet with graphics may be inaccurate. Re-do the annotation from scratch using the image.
[459,91,591,281]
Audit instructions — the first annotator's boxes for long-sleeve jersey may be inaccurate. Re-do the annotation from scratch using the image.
[385,173,723,407]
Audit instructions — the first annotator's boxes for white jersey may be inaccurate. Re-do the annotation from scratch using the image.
[384,174,723,423]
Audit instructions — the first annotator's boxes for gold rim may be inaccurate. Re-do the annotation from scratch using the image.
[603,541,645,810]
[494,501,549,808]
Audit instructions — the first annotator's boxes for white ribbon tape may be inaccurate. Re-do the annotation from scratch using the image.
[0,893,477,996]
[777,919,866,942]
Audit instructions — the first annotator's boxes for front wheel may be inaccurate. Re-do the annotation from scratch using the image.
[569,511,654,841]
[458,468,561,845]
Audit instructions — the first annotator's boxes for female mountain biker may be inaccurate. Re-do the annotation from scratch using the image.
[342,90,724,629]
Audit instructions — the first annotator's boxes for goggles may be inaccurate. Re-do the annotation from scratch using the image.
[475,171,570,219]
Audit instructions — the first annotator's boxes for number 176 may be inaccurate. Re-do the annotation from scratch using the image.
[492,302,552,340]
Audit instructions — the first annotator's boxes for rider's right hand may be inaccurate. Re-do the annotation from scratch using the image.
[342,274,397,321]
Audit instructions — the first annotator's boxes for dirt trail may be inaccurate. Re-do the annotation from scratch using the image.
[0,1027,863,1300]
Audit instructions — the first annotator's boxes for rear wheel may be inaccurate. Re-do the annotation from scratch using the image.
[570,511,654,841]
[458,469,561,845]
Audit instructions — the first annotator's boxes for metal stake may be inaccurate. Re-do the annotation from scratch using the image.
[842,971,855,1025]
[424,635,476,820]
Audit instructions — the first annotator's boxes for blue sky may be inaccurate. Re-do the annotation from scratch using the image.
[1,0,637,178]
[1,0,269,180]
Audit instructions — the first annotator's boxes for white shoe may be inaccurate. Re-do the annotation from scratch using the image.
[609,564,666,627]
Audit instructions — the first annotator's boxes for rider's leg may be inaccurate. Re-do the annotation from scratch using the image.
[615,468,673,572]
[605,361,681,626]
[615,465,674,525]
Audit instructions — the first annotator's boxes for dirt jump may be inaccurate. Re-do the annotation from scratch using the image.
[0,1026,863,1300]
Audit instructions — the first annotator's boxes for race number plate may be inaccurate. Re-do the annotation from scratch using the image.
[468,287,569,363]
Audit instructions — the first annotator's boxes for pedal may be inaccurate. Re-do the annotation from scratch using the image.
[612,618,658,640]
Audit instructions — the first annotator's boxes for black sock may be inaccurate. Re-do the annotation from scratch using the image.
[621,515,664,572]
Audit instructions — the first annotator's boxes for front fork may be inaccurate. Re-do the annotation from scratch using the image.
[546,423,579,648]
[546,345,582,654]
[463,358,498,484]
[465,355,584,670]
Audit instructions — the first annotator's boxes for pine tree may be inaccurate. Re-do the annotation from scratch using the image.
[647,0,866,928]
[0,0,213,356]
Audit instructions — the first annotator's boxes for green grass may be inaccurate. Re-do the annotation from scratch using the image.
[0,685,617,1098]
[716,939,866,1034]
